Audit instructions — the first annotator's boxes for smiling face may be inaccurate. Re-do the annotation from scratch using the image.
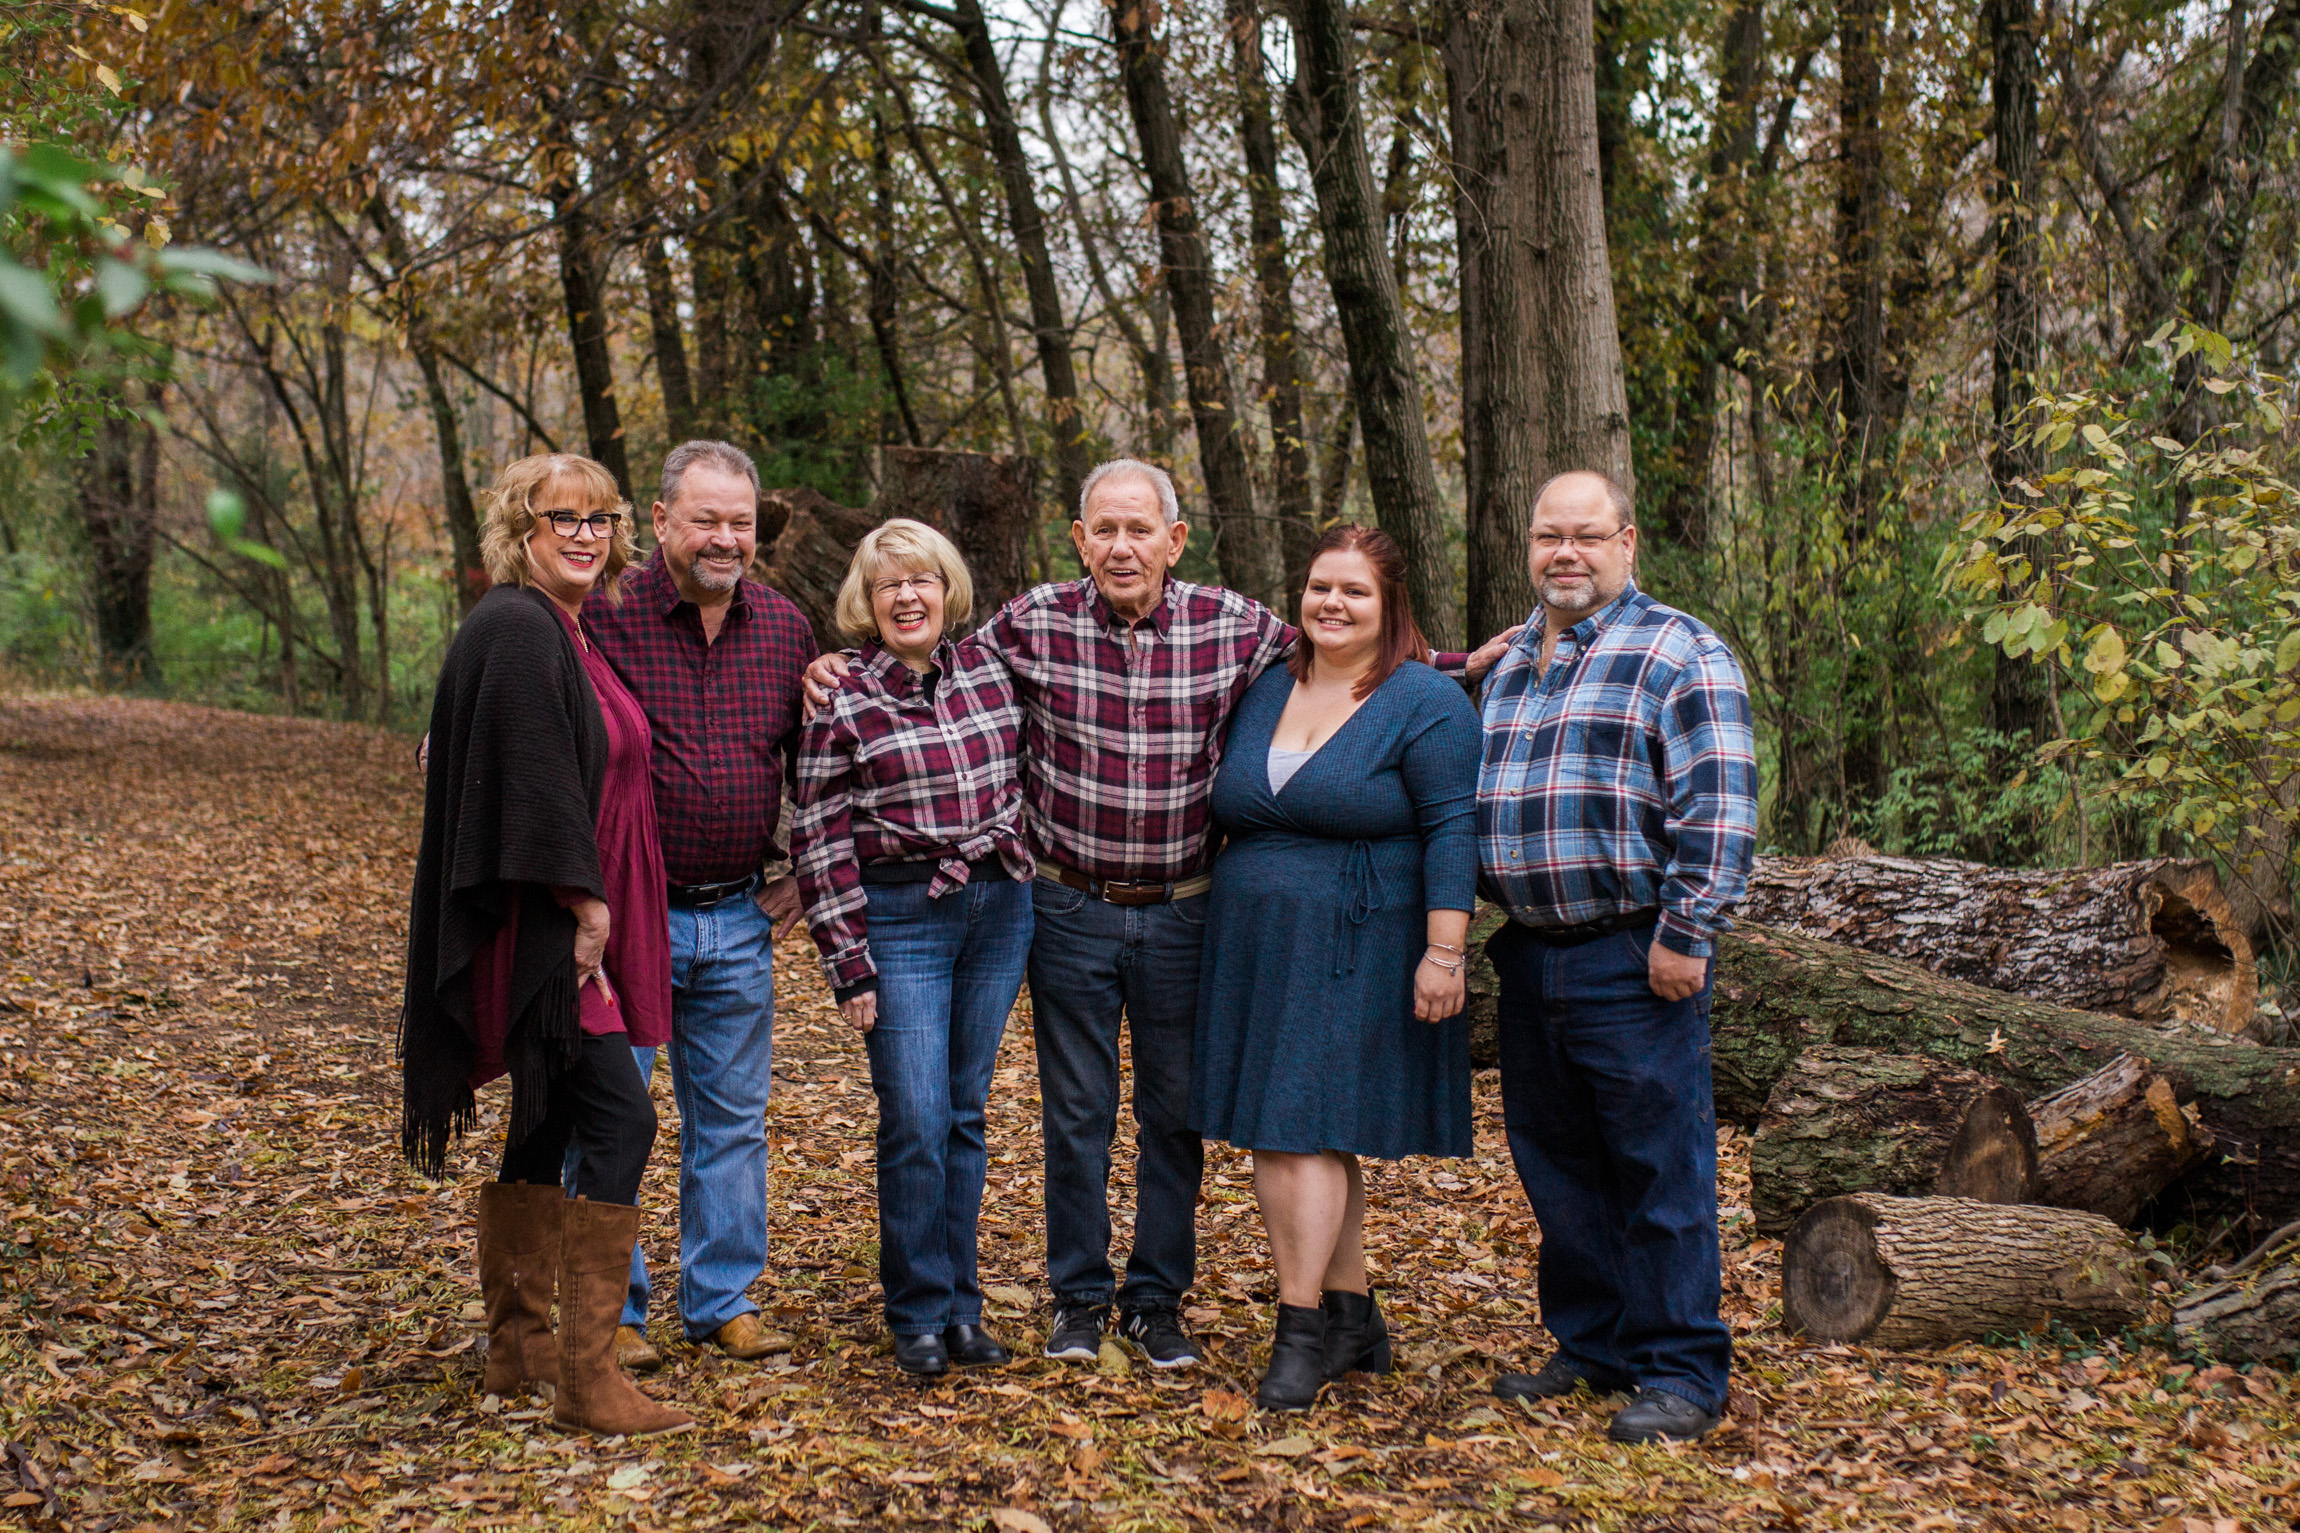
[1528,472,1637,622]
[1301,548,1384,674]
[652,464,758,603]
[868,561,947,669]
[1071,472,1188,621]
[523,473,620,612]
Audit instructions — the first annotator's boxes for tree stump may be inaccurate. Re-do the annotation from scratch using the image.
[2028,1053,2213,1226]
[756,447,1038,654]
[1783,1194,2149,1348]
[1739,854,2257,1035]
[2173,1224,2300,1364]
[1750,1047,2036,1233]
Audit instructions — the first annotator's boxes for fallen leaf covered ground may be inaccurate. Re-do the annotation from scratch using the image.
[1,692,2296,1532]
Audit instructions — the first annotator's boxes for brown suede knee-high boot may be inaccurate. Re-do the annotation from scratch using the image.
[555,1197,692,1436]
[478,1182,564,1397]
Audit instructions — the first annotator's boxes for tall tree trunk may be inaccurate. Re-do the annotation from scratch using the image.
[1110,0,1282,608]
[917,0,1094,517]
[1443,0,1634,646]
[1284,0,1460,646]
[641,225,697,444]
[1661,0,1766,549]
[1987,0,2052,747]
[365,195,485,614]
[77,393,160,688]
[543,128,632,498]
[1227,0,1317,583]
[1822,0,1887,539]
[868,105,923,447]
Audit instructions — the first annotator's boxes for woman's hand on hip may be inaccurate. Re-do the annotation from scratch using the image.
[571,897,610,986]
[1414,955,1466,1022]
[840,992,878,1034]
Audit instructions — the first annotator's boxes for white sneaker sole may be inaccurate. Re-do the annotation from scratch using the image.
[1042,1339,1101,1362]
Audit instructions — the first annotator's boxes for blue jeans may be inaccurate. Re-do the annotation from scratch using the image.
[1490,919,1730,1414]
[1027,877,1207,1311]
[862,875,1033,1335]
[571,890,776,1337]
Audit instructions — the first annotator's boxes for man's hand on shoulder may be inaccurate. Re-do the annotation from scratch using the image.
[801,652,852,720]
[1464,624,1525,684]
[1649,939,1708,1002]
[755,874,806,942]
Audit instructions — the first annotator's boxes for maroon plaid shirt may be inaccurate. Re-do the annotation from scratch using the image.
[969,577,1293,882]
[586,554,818,887]
[789,636,1032,994]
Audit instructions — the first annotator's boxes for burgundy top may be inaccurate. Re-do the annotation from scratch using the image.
[468,604,674,1086]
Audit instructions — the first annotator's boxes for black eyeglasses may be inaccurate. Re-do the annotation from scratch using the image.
[535,509,623,538]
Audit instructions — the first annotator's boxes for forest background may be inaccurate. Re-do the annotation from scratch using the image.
[2,0,2297,916]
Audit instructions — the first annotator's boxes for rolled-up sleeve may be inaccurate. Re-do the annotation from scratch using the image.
[789,706,877,997]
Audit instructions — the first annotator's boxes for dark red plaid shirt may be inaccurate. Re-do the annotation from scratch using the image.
[970,577,1293,882]
[789,636,1031,994]
[585,554,818,886]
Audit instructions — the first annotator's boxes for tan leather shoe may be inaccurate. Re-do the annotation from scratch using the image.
[615,1325,663,1374]
[708,1313,794,1361]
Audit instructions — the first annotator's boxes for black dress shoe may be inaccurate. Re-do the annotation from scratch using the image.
[1494,1354,1632,1402]
[941,1324,1010,1367]
[891,1331,949,1376]
[1608,1387,1721,1444]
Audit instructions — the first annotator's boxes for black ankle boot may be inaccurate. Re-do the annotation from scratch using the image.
[1319,1288,1392,1379]
[1256,1303,1328,1412]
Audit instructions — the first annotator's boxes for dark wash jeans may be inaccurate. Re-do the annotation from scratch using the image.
[861,874,1033,1336]
[1027,876,1207,1312]
[1490,918,1731,1414]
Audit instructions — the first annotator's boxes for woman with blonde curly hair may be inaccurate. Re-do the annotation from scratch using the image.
[790,518,1034,1376]
[402,452,688,1435]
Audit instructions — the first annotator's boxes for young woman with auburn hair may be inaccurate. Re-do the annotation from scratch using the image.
[1191,524,1482,1411]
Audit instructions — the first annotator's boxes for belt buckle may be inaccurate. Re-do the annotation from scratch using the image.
[1099,880,1161,907]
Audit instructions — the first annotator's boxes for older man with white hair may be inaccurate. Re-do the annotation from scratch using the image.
[809,459,1511,1371]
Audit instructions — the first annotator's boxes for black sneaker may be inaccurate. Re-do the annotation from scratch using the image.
[1607,1387,1721,1444]
[1116,1305,1203,1369]
[1043,1304,1109,1362]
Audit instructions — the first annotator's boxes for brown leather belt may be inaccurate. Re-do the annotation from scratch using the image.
[1036,859,1213,906]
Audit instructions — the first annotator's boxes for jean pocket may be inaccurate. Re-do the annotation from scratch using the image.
[1031,876,1088,917]
[1168,892,1209,929]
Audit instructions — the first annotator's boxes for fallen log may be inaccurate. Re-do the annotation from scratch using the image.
[1707,922,2300,1236]
[2028,1054,2213,1226]
[1749,1047,2035,1234]
[757,446,1038,653]
[1467,911,2300,1234]
[2173,1222,2300,1364]
[1783,1194,2149,1348]
[1739,854,2257,1035]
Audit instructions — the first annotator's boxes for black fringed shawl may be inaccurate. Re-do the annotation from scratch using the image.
[401,583,608,1177]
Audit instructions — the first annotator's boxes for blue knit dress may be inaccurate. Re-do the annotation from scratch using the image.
[1191,661,1481,1159]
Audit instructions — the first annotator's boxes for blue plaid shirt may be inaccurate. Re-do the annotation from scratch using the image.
[1477,584,1758,957]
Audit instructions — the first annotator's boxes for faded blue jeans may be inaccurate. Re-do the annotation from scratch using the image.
[571,888,776,1338]
[860,873,1033,1336]
[1489,917,1731,1414]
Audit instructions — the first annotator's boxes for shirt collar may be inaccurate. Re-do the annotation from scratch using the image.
[1085,575,1176,637]
[1523,582,1642,655]
[855,636,951,698]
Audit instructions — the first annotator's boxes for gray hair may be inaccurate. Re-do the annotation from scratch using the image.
[660,439,760,508]
[1533,469,1635,530]
[1078,458,1181,526]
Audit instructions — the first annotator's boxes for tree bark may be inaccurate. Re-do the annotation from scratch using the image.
[1986,0,2052,747]
[1110,0,1283,609]
[1819,0,1890,536]
[640,225,697,445]
[1227,0,1317,583]
[2173,1224,2300,1364]
[76,395,161,688]
[1750,1046,2036,1234]
[758,447,1037,653]
[542,131,632,499]
[365,195,485,614]
[1284,0,1460,646]
[1441,0,1631,646]
[1783,1194,2149,1347]
[2029,1053,2213,1226]
[1737,854,2259,1034]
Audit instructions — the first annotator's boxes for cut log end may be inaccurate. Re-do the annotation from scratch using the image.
[1781,1197,1898,1344]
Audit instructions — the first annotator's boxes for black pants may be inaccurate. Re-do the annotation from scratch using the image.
[498,1031,656,1205]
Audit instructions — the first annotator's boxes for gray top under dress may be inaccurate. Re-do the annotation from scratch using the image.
[1192,661,1481,1159]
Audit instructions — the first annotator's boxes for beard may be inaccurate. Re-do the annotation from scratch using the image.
[676,546,746,593]
[1537,569,1623,616]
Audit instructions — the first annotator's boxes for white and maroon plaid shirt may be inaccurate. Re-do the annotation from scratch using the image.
[972,577,1293,884]
[790,635,1032,995]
